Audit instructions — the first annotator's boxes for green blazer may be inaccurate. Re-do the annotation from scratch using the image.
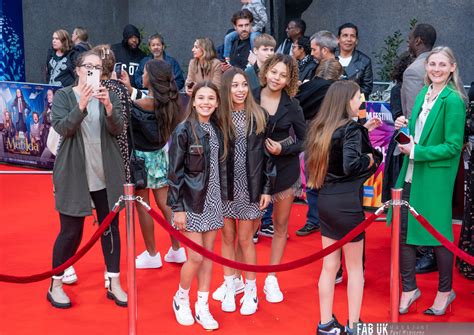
[390,84,466,245]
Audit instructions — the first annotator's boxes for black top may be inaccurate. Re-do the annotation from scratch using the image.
[295,77,334,121]
[336,48,374,99]
[254,88,306,193]
[229,38,251,70]
[111,41,146,88]
[390,82,403,121]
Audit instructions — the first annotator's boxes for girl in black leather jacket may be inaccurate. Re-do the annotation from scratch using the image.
[167,81,229,331]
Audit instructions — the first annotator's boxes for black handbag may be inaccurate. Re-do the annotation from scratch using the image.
[128,113,148,190]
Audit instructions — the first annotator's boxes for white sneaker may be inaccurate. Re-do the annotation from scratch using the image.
[172,295,194,326]
[195,302,219,330]
[221,283,236,312]
[264,275,284,303]
[135,250,162,269]
[164,247,187,263]
[240,285,258,315]
[62,266,78,285]
[212,276,245,301]
[104,271,109,289]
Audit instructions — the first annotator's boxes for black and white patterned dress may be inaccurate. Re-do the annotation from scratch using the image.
[184,122,224,232]
[223,110,263,220]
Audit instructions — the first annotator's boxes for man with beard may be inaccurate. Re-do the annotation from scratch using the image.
[228,9,254,70]
[134,33,184,90]
[111,24,146,88]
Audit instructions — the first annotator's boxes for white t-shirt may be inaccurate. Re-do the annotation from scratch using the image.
[338,55,352,67]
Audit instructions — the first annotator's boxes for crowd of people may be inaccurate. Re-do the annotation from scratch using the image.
[42,2,471,334]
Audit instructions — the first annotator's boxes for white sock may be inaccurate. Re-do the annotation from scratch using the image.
[197,291,209,305]
[245,279,256,289]
[176,285,189,299]
[224,275,235,289]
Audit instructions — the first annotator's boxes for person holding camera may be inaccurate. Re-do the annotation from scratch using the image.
[185,38,222,96]
[130,59,186,269]
[48,50,126,308]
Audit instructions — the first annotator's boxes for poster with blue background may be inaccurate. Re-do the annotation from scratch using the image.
[0,0,26,82]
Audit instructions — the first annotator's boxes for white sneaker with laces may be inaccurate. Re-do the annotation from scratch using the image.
[240,285,258,315]
[212,276,245,301]
[135,250,162,269]
[164,247,187,263]
[172,295,194,326]
[264,275,284,303]
[221,283,236,312]
[195,302,219,330]
[62,266,78,285]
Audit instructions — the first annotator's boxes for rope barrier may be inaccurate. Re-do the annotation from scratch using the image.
[408,205,474,265]
[137,198,387,272]
[0,198,123,284]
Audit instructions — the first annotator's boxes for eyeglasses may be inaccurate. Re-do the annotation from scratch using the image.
[80,63,103,71]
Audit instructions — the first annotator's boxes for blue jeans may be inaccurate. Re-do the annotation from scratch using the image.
[223,30,261,58]
[261,202,273,226]
[306,187,320,227]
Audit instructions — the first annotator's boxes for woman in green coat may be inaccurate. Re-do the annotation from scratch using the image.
[394,46,467,316]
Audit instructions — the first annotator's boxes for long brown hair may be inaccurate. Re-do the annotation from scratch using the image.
[185,81,229,160]
[191,38,218,78]
[305,80,360,188]
[220,68,266,139]
[145,59,181,144]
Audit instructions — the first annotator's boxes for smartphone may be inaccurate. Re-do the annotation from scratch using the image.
[86,68,101,92]
[114,62,123,79]
[187,81,195,90]
[394,131,411,145]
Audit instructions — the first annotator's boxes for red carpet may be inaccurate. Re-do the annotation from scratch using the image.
[1,165,473,335]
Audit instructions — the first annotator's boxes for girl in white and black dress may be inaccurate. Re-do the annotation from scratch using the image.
[168,81,229,331]
[214,68,271,316]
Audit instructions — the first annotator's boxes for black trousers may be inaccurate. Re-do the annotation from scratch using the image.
[400,183,454,292]
[52,189,121,275]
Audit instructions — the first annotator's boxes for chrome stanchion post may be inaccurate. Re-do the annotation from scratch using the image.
[390,188,402,322]
[123,184,137,335]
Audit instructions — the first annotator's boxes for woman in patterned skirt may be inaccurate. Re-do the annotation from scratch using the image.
[168,81,229,330]
[131,59,186,269]
[214,68,271,315]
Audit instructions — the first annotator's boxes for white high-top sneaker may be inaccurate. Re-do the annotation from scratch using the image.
[172,294,194,326]
[240,284,258,315]
[195,302,219,330]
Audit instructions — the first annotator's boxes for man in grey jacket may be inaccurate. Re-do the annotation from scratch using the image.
[401,24,437,118]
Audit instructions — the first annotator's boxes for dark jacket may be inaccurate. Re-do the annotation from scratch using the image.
[295,77,334,121]
[297,55,317,83]
[52,86,125,216]
[321,121,381,194]
[111,24,146,88]
[134,53,185,90]
[229,37,251,70]
[167,119,230,213]
[336,49,373,99]
[254,88,306,194]
[245,63,261,91]
[226,114,273,202]
[46,48,77,87]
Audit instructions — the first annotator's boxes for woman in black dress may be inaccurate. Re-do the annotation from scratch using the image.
[306,80,381,334]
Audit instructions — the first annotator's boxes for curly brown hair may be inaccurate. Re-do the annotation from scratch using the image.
[259,54,299,97]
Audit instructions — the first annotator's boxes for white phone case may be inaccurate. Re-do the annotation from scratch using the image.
[86,69,101,91]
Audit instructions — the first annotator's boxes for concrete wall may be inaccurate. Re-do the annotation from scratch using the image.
[302,0,474,83]
[23,0,128,83]
[22,0,474,84]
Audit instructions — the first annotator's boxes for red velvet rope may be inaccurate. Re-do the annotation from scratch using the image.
[0,208,120,283]
[144,205,381,272]
[410,209,474,265]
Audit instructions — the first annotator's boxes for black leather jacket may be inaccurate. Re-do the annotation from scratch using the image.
[336,49,373,99]
[321,121,382,194]
[167,119,229,213]
[226,115,274,202]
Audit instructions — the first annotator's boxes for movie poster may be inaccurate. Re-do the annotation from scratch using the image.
[363,101,394,208]
[0,81,61,169]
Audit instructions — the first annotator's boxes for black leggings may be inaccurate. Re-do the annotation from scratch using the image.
[400,183,453,292]
[52,189,121,275]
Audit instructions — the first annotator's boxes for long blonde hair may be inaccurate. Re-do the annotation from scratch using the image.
[305,80,360,189]
[220,68,267,139]
[424,46,467,102]
[191,38,218,78]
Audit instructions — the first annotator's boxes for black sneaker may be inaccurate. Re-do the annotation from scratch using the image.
[259,223,274,237]
[317,315,344,335]
[296,223,320,236]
